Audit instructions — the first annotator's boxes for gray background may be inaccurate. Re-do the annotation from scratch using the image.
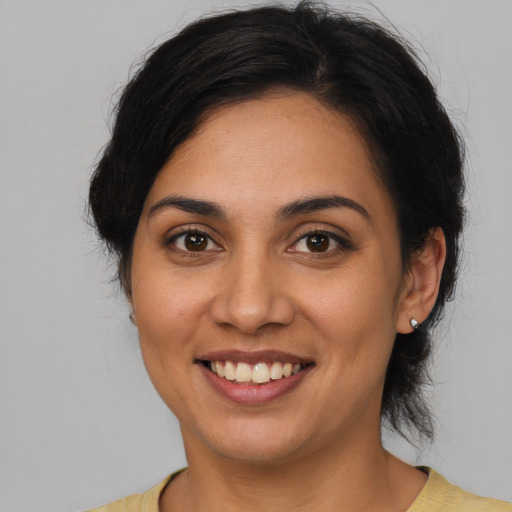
[1,1,511,510]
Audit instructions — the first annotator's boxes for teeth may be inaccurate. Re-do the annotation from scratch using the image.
[224,361,236,381]
[208,360,308,384]
[235,362,252,382]
[215,361,225,378]
[252,363,270,383]
[270,362,283,380]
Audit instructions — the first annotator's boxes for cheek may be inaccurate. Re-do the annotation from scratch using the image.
[309,263,399,327]
[134,272,211,354]
[131,269,216,414]
[299,258,401,367]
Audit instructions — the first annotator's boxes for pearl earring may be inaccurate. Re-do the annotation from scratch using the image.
[410,318,419,330]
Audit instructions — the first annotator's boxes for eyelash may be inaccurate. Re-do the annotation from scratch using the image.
[165,226,352,258]
[165,228,221,257]
[289,229,353,256]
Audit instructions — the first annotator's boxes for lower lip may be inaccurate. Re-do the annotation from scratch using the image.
[197,363,313,405]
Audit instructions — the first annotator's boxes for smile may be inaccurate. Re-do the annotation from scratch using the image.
[204,360,309,385]
[196,350,315,404]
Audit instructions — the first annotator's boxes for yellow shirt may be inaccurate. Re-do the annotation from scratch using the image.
[87,468,511,512]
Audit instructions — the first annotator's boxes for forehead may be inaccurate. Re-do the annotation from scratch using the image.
[143,92,395,222]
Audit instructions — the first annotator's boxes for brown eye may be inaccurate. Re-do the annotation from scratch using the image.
[306,234,330,252]
[184,233,208,251]
[288,230,348,255]
[169,230,220,253]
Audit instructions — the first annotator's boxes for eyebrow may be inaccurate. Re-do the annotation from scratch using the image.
[275,195,370,222]
[148,196,228,221]
[148,194,369,223]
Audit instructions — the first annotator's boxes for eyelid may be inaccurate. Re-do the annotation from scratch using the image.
[287,226,353,254]
[164,226,223,253]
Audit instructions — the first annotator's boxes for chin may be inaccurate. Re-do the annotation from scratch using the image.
[214,437,305,464]
[189,416,312,464]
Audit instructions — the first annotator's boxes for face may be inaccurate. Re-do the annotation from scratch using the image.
[130,92,410,464]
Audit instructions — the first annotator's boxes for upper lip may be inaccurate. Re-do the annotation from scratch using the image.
[195,349,313,365]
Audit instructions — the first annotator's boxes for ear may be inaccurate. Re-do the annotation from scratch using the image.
[126,294,138,326]
[124,278,136,325]
[396,227,446,334]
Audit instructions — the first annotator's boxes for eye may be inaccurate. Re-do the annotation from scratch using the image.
[303,233,332,252]
[289,231,348,254]
[169,230,220,252]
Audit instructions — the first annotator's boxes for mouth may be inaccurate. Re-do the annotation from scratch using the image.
[198,359,313,385]
[195,350,315,404]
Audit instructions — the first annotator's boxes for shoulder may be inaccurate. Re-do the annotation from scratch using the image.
[85,475,173,512]
[409,467,511,512]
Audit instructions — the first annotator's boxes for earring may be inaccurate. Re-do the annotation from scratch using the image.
[129,312,137,325]
[410,318,419,330]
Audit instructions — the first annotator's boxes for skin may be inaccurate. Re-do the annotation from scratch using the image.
[129,91,446,511]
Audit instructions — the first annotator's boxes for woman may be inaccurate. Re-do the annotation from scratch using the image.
[88,2,510,511]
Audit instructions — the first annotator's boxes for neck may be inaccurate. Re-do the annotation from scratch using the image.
[160,426,427,512]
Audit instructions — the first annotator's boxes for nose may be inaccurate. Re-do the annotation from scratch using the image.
[210,255,295,335]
